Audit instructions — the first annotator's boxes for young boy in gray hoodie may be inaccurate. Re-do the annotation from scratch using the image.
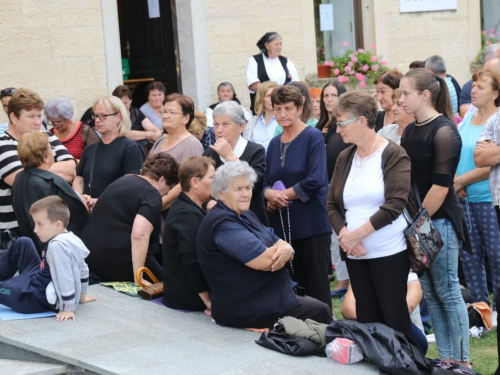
[0,195,95,321]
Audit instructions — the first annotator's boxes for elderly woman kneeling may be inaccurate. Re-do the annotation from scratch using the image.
[197,161,332,328]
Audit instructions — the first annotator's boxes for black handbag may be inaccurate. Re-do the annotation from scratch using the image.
[402,179,443,273]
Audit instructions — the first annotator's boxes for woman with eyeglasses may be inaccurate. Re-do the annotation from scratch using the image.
[44,97,100,159]
[72,96,144,210]
[149,93,203,210]
[0,88,16,134]
[326,90,413,339]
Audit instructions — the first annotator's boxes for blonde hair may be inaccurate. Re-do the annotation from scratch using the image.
[188,111,207,136]
[255,81,279,115]
[18,132,51,168]
[93,96,131,137]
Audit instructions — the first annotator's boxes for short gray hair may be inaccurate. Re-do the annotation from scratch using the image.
[425,55,446,74]
[212,100,246,125]
[482,44,500,65]
[212,161,257,200]
[44,97,74,121]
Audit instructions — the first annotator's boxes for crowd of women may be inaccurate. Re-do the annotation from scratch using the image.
[2,32,500,370]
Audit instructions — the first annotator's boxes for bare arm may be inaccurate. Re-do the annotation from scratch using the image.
[422,185,449,217]
[407,279,423,314]
[455,167,491,191]
[474,140,500,167]
[3,169,22,187]
[49,160,76,182]
[72,175,84,195]
[126,130,160,142]
[341,285,357,320]
[245,246,278,271]
[131,214,154,284]
[249,82,261,92]
[198,291,211,316]
[161,183,182,211]
[459,104,471,119]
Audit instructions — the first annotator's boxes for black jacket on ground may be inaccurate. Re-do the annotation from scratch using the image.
[12,168,88,252]
[326,320,429,375]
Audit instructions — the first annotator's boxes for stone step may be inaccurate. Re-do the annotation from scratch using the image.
[0,359,66,375]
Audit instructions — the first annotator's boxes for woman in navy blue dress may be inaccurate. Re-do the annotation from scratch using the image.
[263,85,332,307]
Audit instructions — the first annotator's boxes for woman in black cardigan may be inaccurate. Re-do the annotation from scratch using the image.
[162,156,215,313]
[203,101,268,225]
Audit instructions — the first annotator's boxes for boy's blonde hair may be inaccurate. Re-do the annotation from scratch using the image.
[29,196,70,228]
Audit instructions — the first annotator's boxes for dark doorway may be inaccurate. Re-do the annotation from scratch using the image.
[117,0,181,107]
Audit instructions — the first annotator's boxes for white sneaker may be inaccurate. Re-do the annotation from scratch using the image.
[493,311,497,328]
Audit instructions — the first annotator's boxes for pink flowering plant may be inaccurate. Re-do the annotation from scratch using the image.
[477,28,500,62]
[322,43,388,87]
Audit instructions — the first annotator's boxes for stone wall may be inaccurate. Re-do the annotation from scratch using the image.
[202,0,318,109]
[0,0,109,124]
[370,0,481,85]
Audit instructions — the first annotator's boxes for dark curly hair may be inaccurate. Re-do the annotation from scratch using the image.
[141,153,179,186]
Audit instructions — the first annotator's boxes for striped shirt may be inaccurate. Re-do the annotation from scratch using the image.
[477,111,500,206]
[0,131,74,229]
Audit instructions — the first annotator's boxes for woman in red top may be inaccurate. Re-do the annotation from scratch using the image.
[45,98,100,159]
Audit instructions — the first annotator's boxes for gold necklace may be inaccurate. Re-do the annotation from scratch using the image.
[354,135,378,168]
[415,113,442,127]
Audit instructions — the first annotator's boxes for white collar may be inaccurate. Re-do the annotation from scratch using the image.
[220,136,248,163]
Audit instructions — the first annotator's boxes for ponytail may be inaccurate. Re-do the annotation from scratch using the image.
[404,68,455,125]
[434,75,455,125]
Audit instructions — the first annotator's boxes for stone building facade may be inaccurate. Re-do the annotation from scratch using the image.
[0,0,486,124]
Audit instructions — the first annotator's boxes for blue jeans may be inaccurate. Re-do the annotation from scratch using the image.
[419,219,469,362]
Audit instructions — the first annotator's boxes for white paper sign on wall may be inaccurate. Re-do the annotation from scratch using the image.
[320,4,334,31]
[400,0,457,13]
[148,0,160,18]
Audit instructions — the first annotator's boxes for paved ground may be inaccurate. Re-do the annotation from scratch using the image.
[0,285,380,374]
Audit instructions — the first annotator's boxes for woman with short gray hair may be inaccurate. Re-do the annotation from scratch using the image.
[45,97,100,159]
[203,101,268,224]
[197,161,333,329]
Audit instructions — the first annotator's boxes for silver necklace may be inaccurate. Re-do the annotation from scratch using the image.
[279,206,295,275]
[354,135,378,168]
[280,126,306,167]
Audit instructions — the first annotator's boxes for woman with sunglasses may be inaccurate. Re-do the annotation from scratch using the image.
[72,96,144,211]
[326,90,413,339]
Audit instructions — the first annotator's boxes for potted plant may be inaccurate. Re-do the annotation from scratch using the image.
[321,43,390,88]
[471,28,500,73]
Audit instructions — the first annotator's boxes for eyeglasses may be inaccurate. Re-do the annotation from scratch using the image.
[91,113,118,121]
[336,117,360,128]
[0,88,16,99]
[159,109,182,117]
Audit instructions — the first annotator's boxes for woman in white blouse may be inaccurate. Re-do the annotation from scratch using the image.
[246,32,299,114]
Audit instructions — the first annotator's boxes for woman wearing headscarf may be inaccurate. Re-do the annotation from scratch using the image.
[246,32,299,114]
[205,82,251,127]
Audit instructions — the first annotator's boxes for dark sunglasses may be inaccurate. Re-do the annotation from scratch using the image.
[0,88,16,99]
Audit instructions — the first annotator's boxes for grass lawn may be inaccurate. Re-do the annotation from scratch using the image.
[330,280,498,375]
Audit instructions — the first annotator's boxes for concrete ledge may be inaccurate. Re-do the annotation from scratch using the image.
[0,359,66,375]
[0,285,379,375]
